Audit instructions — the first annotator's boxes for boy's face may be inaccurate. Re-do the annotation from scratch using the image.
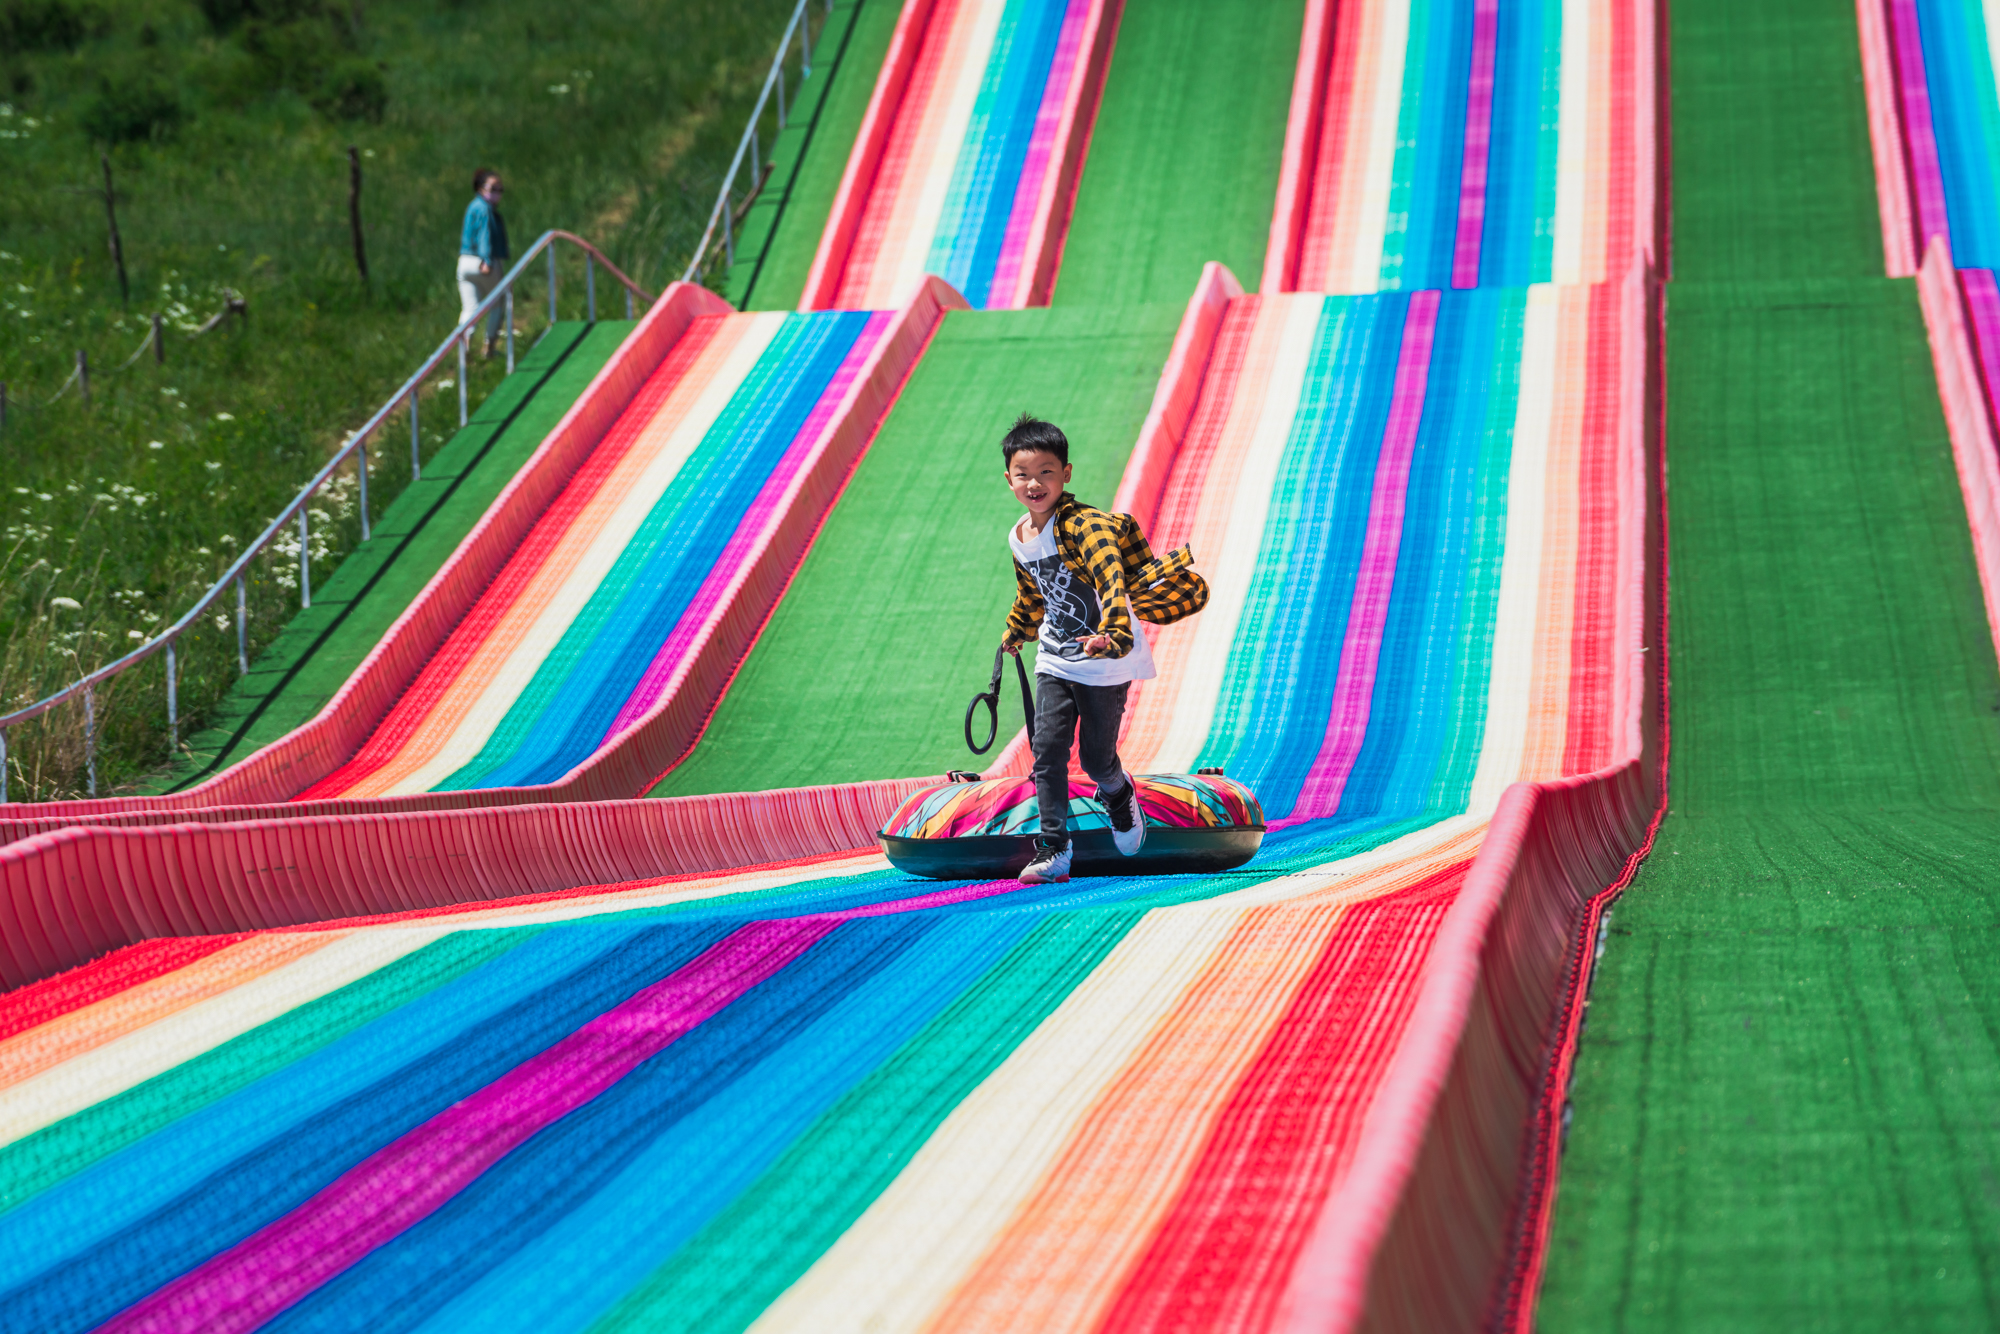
[1006,449,1071,519]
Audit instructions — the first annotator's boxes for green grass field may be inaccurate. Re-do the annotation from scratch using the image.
[0,0,821,800]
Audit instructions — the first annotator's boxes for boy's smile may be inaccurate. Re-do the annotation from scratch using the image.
[1007,448,1071,534]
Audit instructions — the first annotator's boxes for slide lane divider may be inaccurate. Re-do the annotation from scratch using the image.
[0,776,937,991]
[1,280,968,835]
[1916,239,2000,665]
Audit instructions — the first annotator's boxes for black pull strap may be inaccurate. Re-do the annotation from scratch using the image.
[965,645,1036,755]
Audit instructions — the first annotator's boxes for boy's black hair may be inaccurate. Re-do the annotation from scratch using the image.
[473,168,499,192]
[1001,413,1068,466]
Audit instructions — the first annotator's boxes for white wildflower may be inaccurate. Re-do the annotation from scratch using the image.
[215,412,235,422]
[50,597,81,610]
[148,441,165,450]
[128,629,145,640]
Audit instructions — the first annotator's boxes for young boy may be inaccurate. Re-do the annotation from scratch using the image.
[999,414,1209,884]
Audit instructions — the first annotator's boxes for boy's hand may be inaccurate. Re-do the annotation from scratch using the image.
[1002,640,1022,656]
[1078,634,1114,657]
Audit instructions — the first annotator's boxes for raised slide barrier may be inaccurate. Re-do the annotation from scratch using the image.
[799,0,1121,310]
[1854,0,2000,647]
[0,261,1659,1330]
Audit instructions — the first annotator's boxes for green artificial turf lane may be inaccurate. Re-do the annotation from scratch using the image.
[146,322,633,794]
[1055,0,1306,305]
[649,303,1181,797]
[736,0,900,312]
[1541,1,2000,1328]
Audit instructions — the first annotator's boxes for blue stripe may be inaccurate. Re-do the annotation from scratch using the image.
[265,916,940,1334]
[403,914,1037,1334]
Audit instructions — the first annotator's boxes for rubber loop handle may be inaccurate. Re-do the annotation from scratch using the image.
[964,645,1035,755]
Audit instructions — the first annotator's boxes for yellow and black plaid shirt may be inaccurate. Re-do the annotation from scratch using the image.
[1003,494,1209,658]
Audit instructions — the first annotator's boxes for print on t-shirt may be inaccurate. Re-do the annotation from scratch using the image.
[1022,549,1098,661]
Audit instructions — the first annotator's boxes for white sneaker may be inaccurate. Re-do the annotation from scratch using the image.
[1100,775,1146,856]
[1019,840,1072,884]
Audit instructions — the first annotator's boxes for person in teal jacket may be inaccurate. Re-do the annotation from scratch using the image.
[457,169,511,357]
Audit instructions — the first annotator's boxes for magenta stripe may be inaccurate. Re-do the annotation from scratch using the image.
[601,312,894,743]
[1887,0,1953,252]
[98,920,834,1334]
[989,0,1091,307]
[1450,0,1498,288]
[1962,268,2000,432]
[1280,290,1440,827]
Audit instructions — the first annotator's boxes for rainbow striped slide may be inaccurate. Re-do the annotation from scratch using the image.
[801,0,1118,310]
[1265,0,1657,294]
[298,310,891,800]
[0,273,1646,1331]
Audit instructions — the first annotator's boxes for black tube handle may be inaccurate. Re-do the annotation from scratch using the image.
[964,645,1035,755]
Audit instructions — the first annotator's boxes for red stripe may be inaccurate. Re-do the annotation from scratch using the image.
[834,0,965,307]
[1098,863,1468,1334]
[0,933,250,1035]
[1562,286,1621,773]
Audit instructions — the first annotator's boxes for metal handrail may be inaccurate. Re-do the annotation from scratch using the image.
[0,229,650,800]
[682,0,831,284]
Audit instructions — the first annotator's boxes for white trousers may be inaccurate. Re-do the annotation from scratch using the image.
[456,254,503,341]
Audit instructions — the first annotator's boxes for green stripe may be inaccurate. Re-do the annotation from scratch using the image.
[0,930,530,1212]
[1378,0,1435,288]
[584,910,1140,1334]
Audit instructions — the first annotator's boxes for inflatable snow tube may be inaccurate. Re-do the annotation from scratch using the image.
[879,771,1265,880]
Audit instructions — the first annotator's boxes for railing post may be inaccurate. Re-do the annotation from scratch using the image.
[165,638,178,750]
[298,508,311,609]
[724,197,735,271]
[1,726,8,804]
[237,576,248,674]
[458,337,468,427]
[506,288,516,373]
[751,129,760,187]
[777,66,786,129]
[411,389,422,481]
[83,685,96,797]
[586,253,597,321]
[357,437,370,543]
[547,247,557,325]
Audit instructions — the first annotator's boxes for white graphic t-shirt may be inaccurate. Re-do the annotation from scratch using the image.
[1009,516,1156,686]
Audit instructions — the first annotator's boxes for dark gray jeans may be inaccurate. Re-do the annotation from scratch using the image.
[1031,675,1129,844]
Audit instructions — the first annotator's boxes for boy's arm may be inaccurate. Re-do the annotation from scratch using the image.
[1003,560,1044,648]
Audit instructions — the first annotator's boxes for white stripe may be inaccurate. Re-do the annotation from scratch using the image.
[871,0,1006,308]
[0,929,444,1148]
[1151,296,1324,772]
[746,905,1237,1334]
[1336,0,1412,295]
[1550,0,1592,283]
[1466,284,1555,811]
[383,314,785,794]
